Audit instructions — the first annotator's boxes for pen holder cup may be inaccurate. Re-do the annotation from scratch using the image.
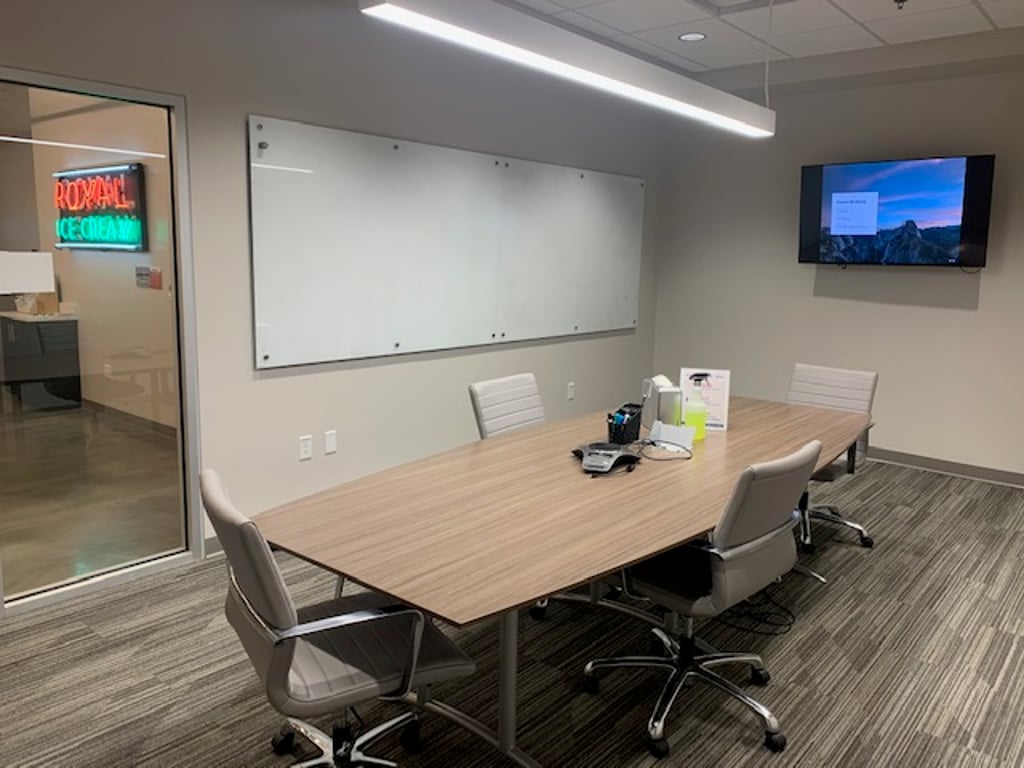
[607,403,642,445]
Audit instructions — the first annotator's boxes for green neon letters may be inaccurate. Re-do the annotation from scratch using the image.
[55,214,143,247]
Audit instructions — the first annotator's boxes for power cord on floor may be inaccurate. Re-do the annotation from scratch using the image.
[714,585,795,636]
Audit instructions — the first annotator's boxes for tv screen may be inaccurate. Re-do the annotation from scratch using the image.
[799,154,995,267]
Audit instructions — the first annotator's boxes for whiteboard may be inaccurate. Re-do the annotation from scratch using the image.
[248,116,645,369]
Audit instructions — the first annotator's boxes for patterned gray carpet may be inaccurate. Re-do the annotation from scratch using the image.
[2,461,1022,767]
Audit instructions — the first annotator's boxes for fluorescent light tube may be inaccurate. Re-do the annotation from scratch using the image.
[360,0,774,138]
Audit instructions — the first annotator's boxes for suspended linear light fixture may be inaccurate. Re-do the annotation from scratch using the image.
[359,0,776,138]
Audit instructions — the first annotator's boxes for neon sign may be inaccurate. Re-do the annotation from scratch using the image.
[53,163,147,251]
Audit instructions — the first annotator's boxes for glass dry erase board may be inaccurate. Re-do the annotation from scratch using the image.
[247,115,645,369]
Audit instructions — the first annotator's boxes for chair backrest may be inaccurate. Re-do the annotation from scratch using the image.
[706,440,821,611]
[200,469,297,631]
[468,372,546,439]
[787,363,878,414]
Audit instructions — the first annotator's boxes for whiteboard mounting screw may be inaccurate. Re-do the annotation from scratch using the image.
[258,141,269,150]
[256,123,263,130]
[394,342,400,348]
[393,144,399,150]
[263,354,269,360]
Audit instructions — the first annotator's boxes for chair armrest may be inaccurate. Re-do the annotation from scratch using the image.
[229,570,425,697]
[275,606,425,698]
[700,512,800,562]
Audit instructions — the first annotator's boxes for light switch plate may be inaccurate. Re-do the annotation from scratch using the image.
[298,435,313,461]
[324,429,337,455]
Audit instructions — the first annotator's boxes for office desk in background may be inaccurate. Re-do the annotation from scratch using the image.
[257,397,870,767]
[0,312,81,411]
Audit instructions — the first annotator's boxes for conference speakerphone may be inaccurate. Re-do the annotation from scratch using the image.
[572,443,640,475]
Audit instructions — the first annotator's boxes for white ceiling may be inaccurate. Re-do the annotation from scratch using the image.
[504,0,1024,73]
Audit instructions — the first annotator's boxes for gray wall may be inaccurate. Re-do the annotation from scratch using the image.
[0,83,39,251]
[653,69,1024,474]
[0,0,683,522]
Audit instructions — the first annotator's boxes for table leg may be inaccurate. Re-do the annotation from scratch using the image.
[413,608,541,767]
[499,609,518,751]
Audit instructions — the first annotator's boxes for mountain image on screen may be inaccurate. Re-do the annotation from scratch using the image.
[820,220,960,265]
[818,157,967,265]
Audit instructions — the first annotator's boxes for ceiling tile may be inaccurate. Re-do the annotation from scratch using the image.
[725,0,853,38]
[554,9,627,36]
[507,0,565,14]
[831,0,972,23]
[575,0,710,33]
[772,23,884,56]
[553,0,608,8]
[866,4,993,43]
[611,34,678,58]
[636,17,784,68]
[604,34,710,71]
[980,0,1024,28]
[653,52,711,72]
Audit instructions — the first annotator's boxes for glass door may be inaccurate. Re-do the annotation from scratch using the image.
[0,80,186,600]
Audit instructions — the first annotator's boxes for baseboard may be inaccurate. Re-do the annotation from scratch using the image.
[869,447,1024,488]
[82,399,177,439]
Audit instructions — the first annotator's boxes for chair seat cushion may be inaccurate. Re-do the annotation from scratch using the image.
[287,592,476,706]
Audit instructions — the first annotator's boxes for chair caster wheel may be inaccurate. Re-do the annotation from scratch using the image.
[764,731,787,752]
[528,603,547,620]
[750,667,771,686]
[799,541,816,555]
[860,536,874,548]
[399,720,423,753]
[582,674,600,695]
[271,724,296,755]
[648,737,670,758]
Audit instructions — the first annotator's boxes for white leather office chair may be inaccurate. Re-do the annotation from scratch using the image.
[787,363,879,550]
[582,441,822,759]
[200,470,476,767]
[468,372,546,439]
[468,373,553,618]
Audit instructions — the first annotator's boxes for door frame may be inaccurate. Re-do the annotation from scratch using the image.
[0,65,203,615]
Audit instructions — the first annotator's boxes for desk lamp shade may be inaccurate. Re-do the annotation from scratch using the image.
[0,251,55,294]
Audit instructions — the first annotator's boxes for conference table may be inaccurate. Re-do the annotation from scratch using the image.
[256,396,870,767]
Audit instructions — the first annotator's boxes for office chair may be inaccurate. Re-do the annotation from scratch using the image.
[468,372,555,618]
[582,440,822,759]
[787,363,879,551]
[468,372,546,439]
[200,470,476,767]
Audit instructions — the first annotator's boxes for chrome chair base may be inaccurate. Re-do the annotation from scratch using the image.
[583,627,785,758]
[798,490,874,552]
[809,504,874,547]
[279,712,417,767]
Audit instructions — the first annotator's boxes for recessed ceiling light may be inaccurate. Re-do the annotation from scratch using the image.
[678,32,707,42]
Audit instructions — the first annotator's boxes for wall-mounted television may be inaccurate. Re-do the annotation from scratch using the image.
[799,154,995,267]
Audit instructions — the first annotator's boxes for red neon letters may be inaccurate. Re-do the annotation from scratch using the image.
[53,173,136,213]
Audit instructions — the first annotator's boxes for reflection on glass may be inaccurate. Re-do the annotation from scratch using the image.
[0,80,184,600]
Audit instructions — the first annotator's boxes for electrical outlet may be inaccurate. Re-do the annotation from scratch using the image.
[324,429,337,455]
[298,435,313,461]
[567,381,575,400]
